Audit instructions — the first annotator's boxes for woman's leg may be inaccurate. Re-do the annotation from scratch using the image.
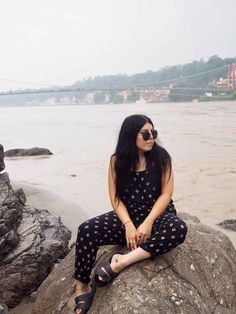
[139,211,188,257]
[104,211,187,278]
[73,211,126,296]
[108,247,151,273]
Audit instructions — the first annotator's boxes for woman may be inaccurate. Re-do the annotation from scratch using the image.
[73,114,188,313]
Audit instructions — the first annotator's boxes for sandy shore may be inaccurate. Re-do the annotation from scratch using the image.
[11,181,89,244]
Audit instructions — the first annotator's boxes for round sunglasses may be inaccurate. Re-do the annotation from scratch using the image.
[139,129,158,141]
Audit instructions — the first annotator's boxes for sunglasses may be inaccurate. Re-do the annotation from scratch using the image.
[140,129,158,141]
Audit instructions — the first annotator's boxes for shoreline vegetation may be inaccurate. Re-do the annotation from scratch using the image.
[0,55,236,107]
[199,90,236,102]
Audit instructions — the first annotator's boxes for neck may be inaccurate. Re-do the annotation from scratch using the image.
[137,151,146,170]
[138,150,145,161]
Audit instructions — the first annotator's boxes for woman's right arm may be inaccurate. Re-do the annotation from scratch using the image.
[108,156,137,250]
[108,156,131,224]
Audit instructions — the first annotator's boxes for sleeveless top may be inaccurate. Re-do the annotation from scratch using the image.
[120,169,162,220]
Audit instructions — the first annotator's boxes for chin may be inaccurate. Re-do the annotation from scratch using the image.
[142,146,153,152]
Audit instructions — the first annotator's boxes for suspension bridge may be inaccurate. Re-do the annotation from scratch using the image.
[0,64,234,98]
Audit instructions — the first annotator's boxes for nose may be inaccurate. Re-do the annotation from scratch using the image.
[149,131,154,139]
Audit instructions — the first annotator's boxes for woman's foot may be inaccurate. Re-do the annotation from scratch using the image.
[98,253,125,282]
[74,283,92,314]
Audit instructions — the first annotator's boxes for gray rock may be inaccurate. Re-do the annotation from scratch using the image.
[0,145,5,172]
[217,220,236,231]
[0,205,71,308]
[0,173,24,259]
[0,172,71,308]
[0,290,8,314]
[0,303,8,314]
[32,213,236,314]
[4,147,53,157]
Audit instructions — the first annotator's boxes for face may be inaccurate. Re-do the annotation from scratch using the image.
[136,122,156,153]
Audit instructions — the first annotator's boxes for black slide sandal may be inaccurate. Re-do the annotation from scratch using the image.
[74,284,96,313]
[93,252,123,287]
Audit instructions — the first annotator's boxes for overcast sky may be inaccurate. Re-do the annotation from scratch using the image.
[0,0,235,91]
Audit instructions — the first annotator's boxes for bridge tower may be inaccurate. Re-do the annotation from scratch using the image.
[228,64,235,91]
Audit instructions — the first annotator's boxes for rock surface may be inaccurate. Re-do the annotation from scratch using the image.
[217,219,236,231]
[0,145,5,172]
[0,150,71,309]
[32,213,236,314]
[0,289,7,314]
[0,303,8,314]
[0,172,25,259]
[4,147,53,157]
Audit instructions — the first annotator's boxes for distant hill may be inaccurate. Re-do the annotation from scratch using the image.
[1,55,235,106]
[73,55,236,89]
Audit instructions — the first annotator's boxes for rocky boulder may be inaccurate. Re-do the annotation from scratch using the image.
[217,219,236,231]
[0,145,5,172]
[0,205,72,308]
[0,303,8,314]
[32,213,236,314]
[0,289,7,314]
[0,172,25,259]
[4,147,53,157]
[0,161,71,308]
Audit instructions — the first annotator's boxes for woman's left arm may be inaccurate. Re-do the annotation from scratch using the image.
[145,167,174,224]
[136,167,174,245]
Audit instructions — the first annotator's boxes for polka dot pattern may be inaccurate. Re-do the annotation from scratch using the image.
[72,170,187,283]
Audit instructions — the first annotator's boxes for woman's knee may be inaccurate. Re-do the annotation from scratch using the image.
[173,218,188,243]
[77,220,91,236]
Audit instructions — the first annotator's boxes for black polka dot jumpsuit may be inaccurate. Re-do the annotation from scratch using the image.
[73,169,188,284]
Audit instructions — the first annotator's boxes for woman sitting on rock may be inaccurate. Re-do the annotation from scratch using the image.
[73,114,188,314]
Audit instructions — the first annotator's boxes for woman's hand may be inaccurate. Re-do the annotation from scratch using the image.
[136,220,153,246]
[125,222,137,251]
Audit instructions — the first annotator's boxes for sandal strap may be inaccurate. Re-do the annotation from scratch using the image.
[96,266,113,281]
[74,302,88,311]
[74,285,96,312]
[75,294,91,303]
[93,251,123,286]
[105,263,119,277]
[94,262,118,283]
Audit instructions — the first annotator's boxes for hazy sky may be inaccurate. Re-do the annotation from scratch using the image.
[0,0,235,91]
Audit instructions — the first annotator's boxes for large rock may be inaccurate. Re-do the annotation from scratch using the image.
[0,172,25,259]
[0,166,71,308]
[217,220,236,231]
[0,205,71,308]
[0,303,8,314]
[0,289,8,314]
[4,147,53,157]
[0,145,5,172]
[32,213,236,314]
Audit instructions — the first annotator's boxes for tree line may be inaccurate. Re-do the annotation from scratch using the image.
[73,55,236,102]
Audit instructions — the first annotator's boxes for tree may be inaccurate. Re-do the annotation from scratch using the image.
[94,92,105,104]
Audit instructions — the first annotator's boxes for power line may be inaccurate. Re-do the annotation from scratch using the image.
[0,78,55,87]
[122,65,228,88]
[0,64,230,96]
[0,86,229,97]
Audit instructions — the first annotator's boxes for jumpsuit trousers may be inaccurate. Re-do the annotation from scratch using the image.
[73,201,188,284]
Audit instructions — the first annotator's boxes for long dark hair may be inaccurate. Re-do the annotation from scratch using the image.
[112,114,172,200]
